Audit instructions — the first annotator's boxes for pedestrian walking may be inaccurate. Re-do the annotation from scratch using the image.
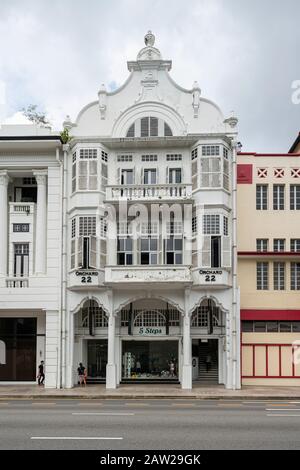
[77,362,87,386]
[37,361,45,385]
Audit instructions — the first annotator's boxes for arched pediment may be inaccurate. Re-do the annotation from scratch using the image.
[112,102,186,138]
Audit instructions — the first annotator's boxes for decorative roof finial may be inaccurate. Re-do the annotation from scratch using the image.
[144,30,155,47]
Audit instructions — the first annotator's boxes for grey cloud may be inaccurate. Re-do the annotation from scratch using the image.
[0,0,299,151]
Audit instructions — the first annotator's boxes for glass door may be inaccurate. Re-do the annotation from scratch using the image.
[87,340,107,378]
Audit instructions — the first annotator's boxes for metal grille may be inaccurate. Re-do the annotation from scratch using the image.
[134,310,166,327]
[203,214,220,235]
[141,154,157,161]
[81,300,108,328]
[191,304,220,327]
[202,145,220,156]
[79,148,98,159]
[166,154,182,161]
[79,216,96,236]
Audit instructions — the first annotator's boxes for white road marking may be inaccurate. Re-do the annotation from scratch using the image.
[31,437,123,440]
[267,414,300,417]
[266,408,300,411]
[72,412,135,416]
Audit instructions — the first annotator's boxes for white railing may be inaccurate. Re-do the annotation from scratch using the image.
[6,277,29,288]
[106,184,192,201]
[105,265,192,284]
[9,202,35,214]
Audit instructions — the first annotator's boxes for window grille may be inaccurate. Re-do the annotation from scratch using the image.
[202,145,220,156]
[203,215,220,235]
[117,155,133,162]
[79,217,96,236]
[257,262,269,290]
[134,310,166,327]
[79,148,97,159]
[141,154,157,162]
[166,154,182,161]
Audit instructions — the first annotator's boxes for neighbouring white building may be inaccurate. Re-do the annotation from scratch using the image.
[0,32,240,390]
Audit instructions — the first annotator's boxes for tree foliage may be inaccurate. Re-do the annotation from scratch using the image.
[21,104,49,125]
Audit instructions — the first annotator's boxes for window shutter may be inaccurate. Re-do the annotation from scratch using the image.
[222,235,231,268]
[100,239,107,268]
[141,117,149,137]
[77,236,84,268]
[166,166,169,184]
[117,167,121,184]
[200,236,211,268]
[89,235,97,269]
[150,117,158,136]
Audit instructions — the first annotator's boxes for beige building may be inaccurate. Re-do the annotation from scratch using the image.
[237,136,300,385]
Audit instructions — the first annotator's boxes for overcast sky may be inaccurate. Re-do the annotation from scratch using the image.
[0,0,299,152]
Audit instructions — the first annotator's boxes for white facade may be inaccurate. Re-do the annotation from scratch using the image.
[0,32,240,390]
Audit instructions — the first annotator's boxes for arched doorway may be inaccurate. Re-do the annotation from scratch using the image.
[190,299,225,384]
[75,299,108,383]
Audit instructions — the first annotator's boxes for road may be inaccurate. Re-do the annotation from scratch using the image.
[0,399,299,450]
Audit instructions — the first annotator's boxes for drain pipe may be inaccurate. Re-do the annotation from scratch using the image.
[55,146,62,389]
[61,143,69,387]
[231,139,239,389]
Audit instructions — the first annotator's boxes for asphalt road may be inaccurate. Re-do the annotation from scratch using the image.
[0,399,299,450]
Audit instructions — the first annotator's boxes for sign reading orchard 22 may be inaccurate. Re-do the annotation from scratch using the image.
[199,269,223,283]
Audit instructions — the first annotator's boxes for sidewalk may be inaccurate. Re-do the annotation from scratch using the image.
[1,384,300,399]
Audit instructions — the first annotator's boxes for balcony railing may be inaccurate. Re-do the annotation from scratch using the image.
[6,277,29,288]
[105,265,192,284]
[106,184,192,202]
[9,202,35,215]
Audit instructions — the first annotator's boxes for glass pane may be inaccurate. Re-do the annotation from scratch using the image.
[150,239,158,251]
[175,253,182,264]
[174,238,183,250]
[122,341,178,380]
[141,239,149,251]
[78,176,87,190]
[79,161,88,175]
[126,254,133,265]
[89,176,98,190]
[126,238,133,251]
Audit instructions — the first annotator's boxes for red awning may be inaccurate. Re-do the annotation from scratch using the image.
[241,310,300,321]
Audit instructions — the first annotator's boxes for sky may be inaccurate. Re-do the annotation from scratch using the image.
[0,0,299,152]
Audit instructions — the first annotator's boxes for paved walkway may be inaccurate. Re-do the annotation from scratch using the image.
[1,383,300,399]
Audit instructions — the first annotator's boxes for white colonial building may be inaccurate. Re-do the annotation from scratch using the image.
[0,32,240,390]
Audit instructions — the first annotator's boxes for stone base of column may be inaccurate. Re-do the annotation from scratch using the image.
[181,364,192,389]
[106,364,117,389]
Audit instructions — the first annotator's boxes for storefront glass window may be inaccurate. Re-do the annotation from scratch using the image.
[122,341,178,380]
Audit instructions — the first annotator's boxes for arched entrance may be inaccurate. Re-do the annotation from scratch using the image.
[118,298,181,383]
[190,298,226,384]
[74,299,108,384]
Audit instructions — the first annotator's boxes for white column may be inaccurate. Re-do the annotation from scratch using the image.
[45,310,59,389]
[182,312,192,389]
[33,170,47,274]
[0,171,9,276]
[66,311,74,388]
[106,312,117,389]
